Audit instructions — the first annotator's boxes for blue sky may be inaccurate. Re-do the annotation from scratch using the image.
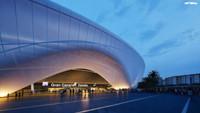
[50,0,200,78]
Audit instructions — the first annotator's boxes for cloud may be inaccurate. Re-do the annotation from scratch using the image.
[110,0,123,9]
[96,12,109,23]
[146,0,160,14]
[177,29,200,42]
[181,29,194,34]
[146,40,179,57]
[140,29,158,42]
[184,2,198,5]
[137,0,160,18]
[145,28,200,57]
[115,5,132,17]
[139,22,164,42]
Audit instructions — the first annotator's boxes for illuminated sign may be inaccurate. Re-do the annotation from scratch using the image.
[51,83,88,87]
[42,82,48,86]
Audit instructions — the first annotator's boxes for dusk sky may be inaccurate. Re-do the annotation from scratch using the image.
[51,0,200,79]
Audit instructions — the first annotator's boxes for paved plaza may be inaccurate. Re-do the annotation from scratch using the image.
[0,93,199,113]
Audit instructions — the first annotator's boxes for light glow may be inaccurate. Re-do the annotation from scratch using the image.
[114,86,130,90]
[0,93,7,97]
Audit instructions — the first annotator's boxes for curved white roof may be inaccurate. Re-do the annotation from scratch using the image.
[0,0,145,97]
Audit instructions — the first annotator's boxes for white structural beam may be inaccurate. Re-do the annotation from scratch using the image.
[31,84,34,93]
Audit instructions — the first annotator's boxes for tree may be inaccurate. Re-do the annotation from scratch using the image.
[137,70,161,89]
[147,70,160,80]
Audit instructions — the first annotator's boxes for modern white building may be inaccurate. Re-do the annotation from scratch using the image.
[0,0,145,97]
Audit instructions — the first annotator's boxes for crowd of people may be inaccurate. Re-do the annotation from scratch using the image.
[12,90,24,98]
[136,86,200,101]
[59,88,95,95]
[143,87,200,95]
[7,86,200,100]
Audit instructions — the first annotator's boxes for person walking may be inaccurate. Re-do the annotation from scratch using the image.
[188,88,193,101]
[18,92,21,97]
[15,92,18,98]
[72,89,75,94]
[175,88,178,95]
[7,93,9,98]
[88,89,91,95]
[69,89,71,95]
[22,90,24,96]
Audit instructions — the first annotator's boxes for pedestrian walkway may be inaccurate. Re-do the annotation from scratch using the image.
[0,93,199,113]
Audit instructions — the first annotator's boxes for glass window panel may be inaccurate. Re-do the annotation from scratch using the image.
[0,54,8,68]
[110,37,120,51]
[47,8,59,49]
[35,44,47,57]
[68,43,77,50]
[1,35,18,45]
[85,26,95,49]
[0,45,3,53]
[3,45,19,52]
[58,43,68,51]
[5,50,21,65]
[0,0,18,44]
[20,54,36,63]
[47,47,58,55]
[69,18,79,41]
[16,0,32,44]
[78,22,87,41]
[98,32,106,48]
[47,43,60,51]
[20,45,35,56]
[77,22,87,48]
[103,35,111,50]
[33,3,47,43]
[92,29,101,46]
[59,14,70,41]
[59,14,70,50]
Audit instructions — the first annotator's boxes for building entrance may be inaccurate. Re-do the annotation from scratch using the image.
[14,69,114,96]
